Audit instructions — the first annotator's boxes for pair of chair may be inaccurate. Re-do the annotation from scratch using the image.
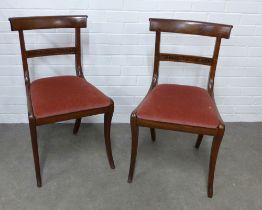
[9,15,232,198]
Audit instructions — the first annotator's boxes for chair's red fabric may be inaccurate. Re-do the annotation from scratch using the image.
[137,84,221,128]
[30,76,111,119]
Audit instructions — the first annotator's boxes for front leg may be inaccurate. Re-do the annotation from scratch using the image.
[128,112,139,183]
[208,125,224,198]
[29,121,42,187]
[104,105,115,169]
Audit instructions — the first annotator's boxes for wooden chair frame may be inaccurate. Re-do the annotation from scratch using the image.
[9,15,115,187]
[128,18,233,198]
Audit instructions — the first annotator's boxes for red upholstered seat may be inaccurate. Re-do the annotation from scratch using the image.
[30,76,111,119]
[137,84,221,129]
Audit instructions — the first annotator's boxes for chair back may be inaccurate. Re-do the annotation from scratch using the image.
[9,15,88,83]
[149,18,233,96]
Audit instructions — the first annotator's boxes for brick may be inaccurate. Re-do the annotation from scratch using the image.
[106,11,139,23]
[111,96,134,105]
[226,2,262,14]
[241,14,262,25]
[88,76,137,86]
[88,22,124,34]
[0,44,20,54]
[0,0,89,9]
[192,2,225,12]
[0,96,26,105]
[0,104,27,114]
[0,114,28,123]
[248,47,262,56]
[121,66,152,76]
[98,86,148,96]
[174,12,207,22]
[255,26,262,35]
[232,26,256,36]
[208,13,241,25]
[0,76,24,86]
[1,2,262,123]
[89,0,123,10]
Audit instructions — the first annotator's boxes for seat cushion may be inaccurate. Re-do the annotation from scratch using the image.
[30,76,111,119]
[137,84,221,129]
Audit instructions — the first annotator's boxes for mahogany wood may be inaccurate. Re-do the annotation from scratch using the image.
[9,15,115,186]
[159,53,213,66]
[26,47,76,58]
[128,18,232,198]
[195,134,204,149]
[104,101,115,169]
[73,118,82,134]
[128,113,139,183]
[9,15,87,31]
[149,18,232,38]
[29,120,41,187]
[150,128,156,142]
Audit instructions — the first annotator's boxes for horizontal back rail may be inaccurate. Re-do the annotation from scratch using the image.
[26,47,76,58]
[150,18,233,39]
[159,53,213,66]
[9,15,87,31]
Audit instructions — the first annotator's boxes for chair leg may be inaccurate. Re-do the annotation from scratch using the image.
[128,113,139,183]
[73,118,82,134]
[195,134,204,149]
[29,122,42,187]
[150,128,156,142]
[104,108,115,169]
[208,125,224,198]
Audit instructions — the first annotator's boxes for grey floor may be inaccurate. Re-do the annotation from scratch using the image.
[0,123,261,210]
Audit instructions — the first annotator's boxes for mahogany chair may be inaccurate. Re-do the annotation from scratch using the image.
[9,15,115,187]
[128,18,233,198]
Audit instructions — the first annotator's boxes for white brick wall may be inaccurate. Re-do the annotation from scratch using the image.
[1,0,262,123]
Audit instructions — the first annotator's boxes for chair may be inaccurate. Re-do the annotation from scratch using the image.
[127,18,233,198]
[9,16,115,187]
